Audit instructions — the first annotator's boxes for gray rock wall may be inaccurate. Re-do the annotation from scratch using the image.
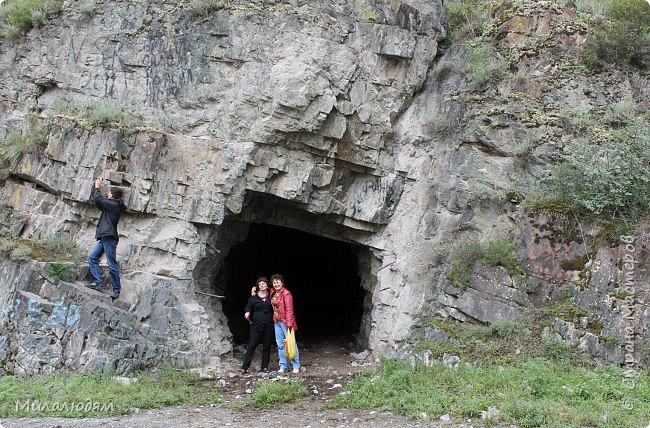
[0,0,648,375]
[0,0,449,374]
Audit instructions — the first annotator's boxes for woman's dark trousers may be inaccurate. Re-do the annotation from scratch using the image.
[242,322,273,371]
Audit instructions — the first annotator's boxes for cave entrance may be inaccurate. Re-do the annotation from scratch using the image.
[220,222,366,347]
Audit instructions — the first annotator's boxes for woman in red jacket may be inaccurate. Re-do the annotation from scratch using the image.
[270,273,300,373]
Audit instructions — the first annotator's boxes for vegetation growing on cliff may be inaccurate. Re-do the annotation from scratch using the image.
[53,100,128,128]
[444,0,650,241]
[543,109,650,222]
[184,0,230,18]
[0,234,83,263]
[0,0,62,37]
[447,237,523,289]
[580,0,650,71]
[0,114,47,179]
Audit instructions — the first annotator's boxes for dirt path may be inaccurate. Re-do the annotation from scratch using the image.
[1,340,472,428]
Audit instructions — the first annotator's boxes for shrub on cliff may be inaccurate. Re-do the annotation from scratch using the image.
[0,114,48,169]
[185,0,229,18]
[581,0,650,71]
[447,237,523,289]
[444,0,503,40]
[0,0,62,37]
[547,119,650,222]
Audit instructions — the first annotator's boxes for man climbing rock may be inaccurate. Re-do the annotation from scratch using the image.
[85,178,125,301]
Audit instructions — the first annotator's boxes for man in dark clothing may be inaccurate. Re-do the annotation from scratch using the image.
[85,178,125,301]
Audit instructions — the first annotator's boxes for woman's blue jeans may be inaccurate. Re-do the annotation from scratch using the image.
[88,237,121,294]
[274,322,300,370]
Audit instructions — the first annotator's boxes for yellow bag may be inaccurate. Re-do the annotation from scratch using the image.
[285,328,296,360]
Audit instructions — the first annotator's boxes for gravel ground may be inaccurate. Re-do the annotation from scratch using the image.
[0,340,482,428]
[1,402,452,428]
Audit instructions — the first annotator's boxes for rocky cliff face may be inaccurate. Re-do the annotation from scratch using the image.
[0,0,647,376]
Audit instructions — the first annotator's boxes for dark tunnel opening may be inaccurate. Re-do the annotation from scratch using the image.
[221,222,366,346]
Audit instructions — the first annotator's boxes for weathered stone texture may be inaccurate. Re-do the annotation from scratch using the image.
[0,0,648,375]
[0,0,448,374]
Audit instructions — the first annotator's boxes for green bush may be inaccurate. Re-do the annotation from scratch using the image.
[45,261,74,281]
[0,0,63,36]
[481,239,522,275]
[558,104,593,131]
[580,0,650,70]
[0,132,25,167]
[447,237,483,288]
[546,122,650,220]
[52,99,133,129]
[574,0,607,17]
[52,99,85,116]
[361,6,378,22]
[78,3,96,17]
[603,100,638,127]
[444,0,493,39]
[38,235,76,253]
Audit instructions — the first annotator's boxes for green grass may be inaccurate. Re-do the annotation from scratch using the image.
[0,114,48,168]
[332,355,649,426]
[0,0,63,36]
[89,101,125,126]
[185,0,230,18]
[249,379,308,408]
[466,42,505,89]
[447,237,523,289]
[0,235,84,263]
[44,261,74,281]
[426,318,587,366]
[51,100,151,131]
[334,318,650,425]
[0,366,222,417]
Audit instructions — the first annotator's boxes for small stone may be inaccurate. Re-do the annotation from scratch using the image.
[114,376,138,386]
[481,406,501,420]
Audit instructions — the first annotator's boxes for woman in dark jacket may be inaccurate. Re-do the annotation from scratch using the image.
[240,277,274,374]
